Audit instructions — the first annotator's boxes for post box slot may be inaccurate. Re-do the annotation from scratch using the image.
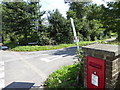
[89,62,102,69]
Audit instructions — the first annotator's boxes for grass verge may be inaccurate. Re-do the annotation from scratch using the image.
[44,62,83,89]
[102,39,120,45]
[7,41,98,51]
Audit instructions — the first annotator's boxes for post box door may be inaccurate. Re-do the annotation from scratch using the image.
[86,56,106,88]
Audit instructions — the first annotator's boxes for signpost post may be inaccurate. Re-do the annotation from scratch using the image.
[100,33,104,43]
[70,18,79,50]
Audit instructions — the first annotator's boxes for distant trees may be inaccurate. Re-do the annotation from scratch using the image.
[2,1,120,46]
[48,9,73,44]
[2,1,45,45]
[100,2,120,41]
[67,2,105,41]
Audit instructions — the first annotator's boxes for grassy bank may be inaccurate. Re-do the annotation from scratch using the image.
[7,41,98,51]
[108,41,120,45]
[44,62,83,89]
[102,39,120,45]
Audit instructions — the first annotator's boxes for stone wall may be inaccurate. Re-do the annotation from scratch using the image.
[82,44,120,89]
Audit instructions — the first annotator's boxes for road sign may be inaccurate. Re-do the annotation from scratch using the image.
[74,36,79,42]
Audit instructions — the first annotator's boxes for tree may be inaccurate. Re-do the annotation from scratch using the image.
[2,1,44,45]
[67,2,105,41]
[101,2,120,41]
[69,2,88,19]
[48,9,73,44]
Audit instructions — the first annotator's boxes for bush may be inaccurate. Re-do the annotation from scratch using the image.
[45,62,84,89]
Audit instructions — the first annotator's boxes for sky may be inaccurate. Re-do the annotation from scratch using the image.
[40,0,69,18]
[0,0,114,18]
[40,0,108,18]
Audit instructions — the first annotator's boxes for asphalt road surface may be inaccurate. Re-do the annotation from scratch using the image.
[1,47,78,88]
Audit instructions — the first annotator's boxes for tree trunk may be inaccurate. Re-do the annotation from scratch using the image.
[24,33,28,45]
[117,31,120,42]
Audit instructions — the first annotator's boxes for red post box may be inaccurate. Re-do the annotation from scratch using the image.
[86,56,106,88]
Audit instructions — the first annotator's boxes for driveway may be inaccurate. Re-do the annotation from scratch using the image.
[1,47,78,88]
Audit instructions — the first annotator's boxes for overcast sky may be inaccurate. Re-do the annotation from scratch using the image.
[40,0,108,18]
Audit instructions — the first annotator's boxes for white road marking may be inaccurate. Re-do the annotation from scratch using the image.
[0,61,4,66]
[51,55,65,61]
[0,66,4,71]
[0,50,5,89]
[4,53,65,63]
[12,52,47,81]
[0,78,5,89]
[40,55,65,62]
[4,53,50,62]
[40,58,50,62]
[0,61,5,89]
[0,72,5,78]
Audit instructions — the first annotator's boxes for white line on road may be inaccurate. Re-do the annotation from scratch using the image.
[4,53,65,63]
[4,53,53,62]
[0,61,5,89]
[0,78,5,89]
[0,61,4,66]
[0,66,4,71]
[40,55,65,62]
[0,72,5,78]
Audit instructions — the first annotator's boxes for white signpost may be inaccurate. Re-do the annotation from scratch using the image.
[70,18,79,50]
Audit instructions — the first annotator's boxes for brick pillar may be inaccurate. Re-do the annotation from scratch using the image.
[82,44,120,89]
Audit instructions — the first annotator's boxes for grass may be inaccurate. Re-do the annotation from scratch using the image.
[3,38,110,51]
[44,62,84,89]
[102,39,120,45]
[6,41,99,51]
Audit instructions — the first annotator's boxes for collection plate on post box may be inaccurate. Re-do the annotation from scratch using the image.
[91,74,98,87]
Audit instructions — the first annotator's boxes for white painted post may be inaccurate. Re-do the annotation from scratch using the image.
[70,18,79,50]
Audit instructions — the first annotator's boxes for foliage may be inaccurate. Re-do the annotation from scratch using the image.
[100,2,120,41]
[7,41,96,51]
[67,2,105,41]
[11,44,73,51]
[45,62,83,89]
[7,40,101,51]
[48,9,73,44]
[2,2,45,45]
[2,1,120,47]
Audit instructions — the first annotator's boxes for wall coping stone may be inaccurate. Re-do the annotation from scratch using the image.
[82,44,120,56]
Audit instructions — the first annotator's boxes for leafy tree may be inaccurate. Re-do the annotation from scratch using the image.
[2,1,44,45]
[84,4,102,20]
[69,2,88,19]
[101,2,120,41]
[48,9,73,44]
[67,2,105,41]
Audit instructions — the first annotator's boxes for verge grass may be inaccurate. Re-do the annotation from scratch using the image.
[9,41,98,51]
[44,62,83,89]
[4,39,108,51]
[102,39,120,45]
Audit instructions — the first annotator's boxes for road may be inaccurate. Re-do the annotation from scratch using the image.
[0,47,78,88]
[1,37,116,88]
[105,37,116,43]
